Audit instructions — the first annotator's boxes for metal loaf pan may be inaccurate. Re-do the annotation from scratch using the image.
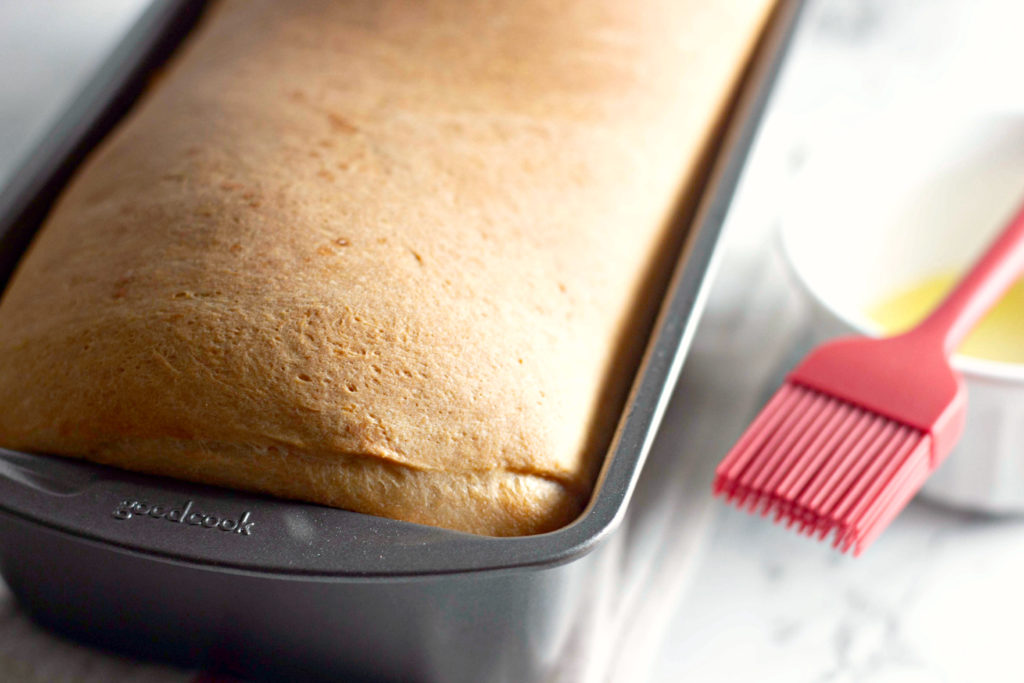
[0,2,802,681]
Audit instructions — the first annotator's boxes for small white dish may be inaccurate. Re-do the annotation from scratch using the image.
[779,113,1024,513]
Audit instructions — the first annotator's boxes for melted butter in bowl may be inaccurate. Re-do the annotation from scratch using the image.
[871,273,1024,365]
[779,114,1024,511]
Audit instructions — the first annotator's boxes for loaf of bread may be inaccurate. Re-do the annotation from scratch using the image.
[0,0,774,535]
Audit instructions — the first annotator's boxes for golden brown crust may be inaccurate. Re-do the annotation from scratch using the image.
[0,0,774,534]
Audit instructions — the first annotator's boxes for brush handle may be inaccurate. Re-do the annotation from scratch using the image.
[913,196,1024,356]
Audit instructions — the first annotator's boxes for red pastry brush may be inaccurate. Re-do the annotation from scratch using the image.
[713,195,1024,555]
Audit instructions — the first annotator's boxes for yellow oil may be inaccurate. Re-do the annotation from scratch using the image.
[870,273,1024,364]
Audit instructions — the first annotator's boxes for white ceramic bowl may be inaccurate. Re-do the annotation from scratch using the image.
[780,113,1024,513]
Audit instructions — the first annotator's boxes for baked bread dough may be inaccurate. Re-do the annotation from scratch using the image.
[0,0,774,534]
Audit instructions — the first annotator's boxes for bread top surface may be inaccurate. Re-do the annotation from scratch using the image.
[0,0,774,534]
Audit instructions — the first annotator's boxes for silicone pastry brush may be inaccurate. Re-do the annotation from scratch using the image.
[713,194,1024,555]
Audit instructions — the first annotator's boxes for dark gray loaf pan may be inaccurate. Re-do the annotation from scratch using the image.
[0,1,802,681]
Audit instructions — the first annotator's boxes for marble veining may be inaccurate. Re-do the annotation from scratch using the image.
[646,0,1024,681]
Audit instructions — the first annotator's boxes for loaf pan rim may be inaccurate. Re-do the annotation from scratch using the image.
[0,0,804,578]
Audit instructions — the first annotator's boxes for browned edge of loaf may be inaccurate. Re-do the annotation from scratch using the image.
[0,0,779,536]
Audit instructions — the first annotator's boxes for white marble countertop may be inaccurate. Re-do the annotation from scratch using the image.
[647,1,1024,681]
[1,1,1023,681]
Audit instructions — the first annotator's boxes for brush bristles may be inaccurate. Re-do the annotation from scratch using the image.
[712,382,932,556]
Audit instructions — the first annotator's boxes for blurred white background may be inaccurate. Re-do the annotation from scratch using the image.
[0,1,150,184]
